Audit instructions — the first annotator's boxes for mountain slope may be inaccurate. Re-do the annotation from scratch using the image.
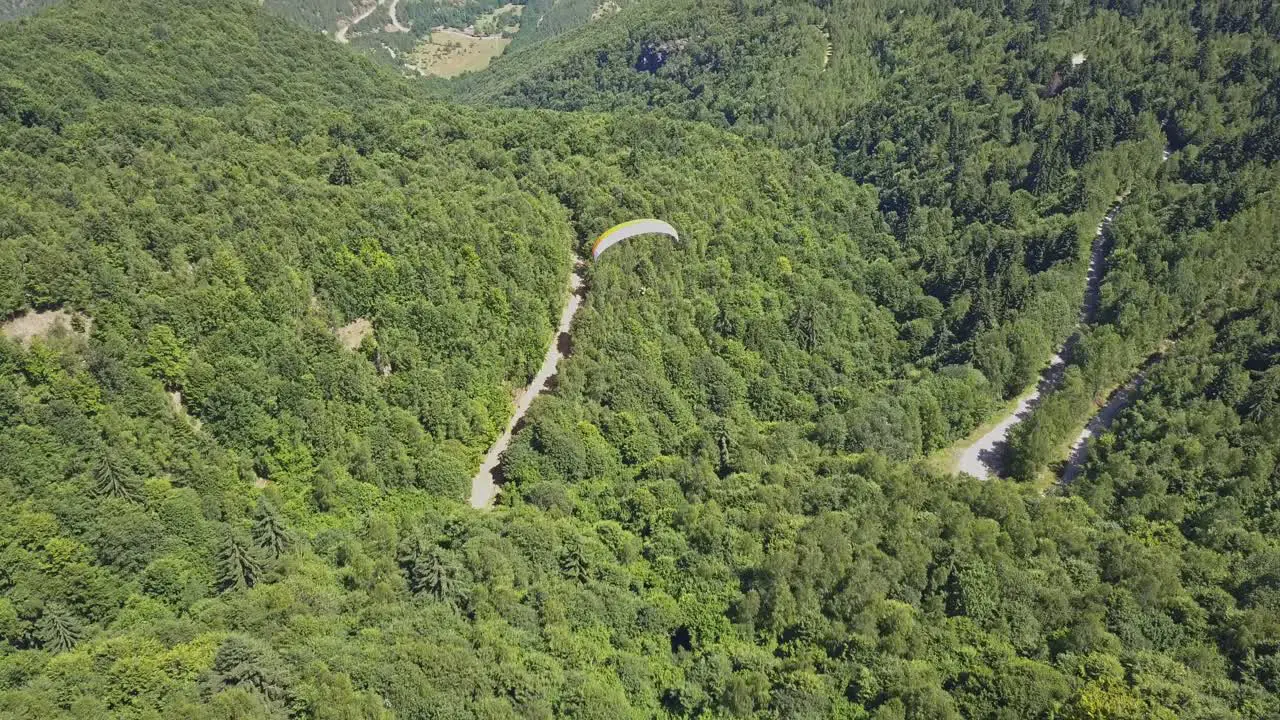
[0,2,963,716]
[460,0,1280,449]
[3,0,1280,718]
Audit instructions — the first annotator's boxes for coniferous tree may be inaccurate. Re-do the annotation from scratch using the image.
[35,604,81,653]
[789,303,818,352]
[206,635,291,703]
[559,537,590,584]
[396,534,429,574]
[252,497,291,559]
[92,447,137,501]
[1247,367,1280,422]
[327,154,352,186]
[1030,124,1069,196]
[409,548,452,600]
[716,423,732,477]
[217,532,261,592]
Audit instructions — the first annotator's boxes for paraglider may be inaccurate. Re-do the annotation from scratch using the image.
[591,219,679,259]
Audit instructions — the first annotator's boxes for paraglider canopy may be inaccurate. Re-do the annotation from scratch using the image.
[591,219,679,260]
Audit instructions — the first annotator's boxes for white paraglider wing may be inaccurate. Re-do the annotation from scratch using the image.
[591,219,679,259]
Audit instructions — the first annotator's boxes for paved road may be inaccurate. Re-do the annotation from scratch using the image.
[955,145,1171,480]
[470,262,584,508]
[1058,148,1175,483]
[955,202,1123,479]
[336,0,380,43]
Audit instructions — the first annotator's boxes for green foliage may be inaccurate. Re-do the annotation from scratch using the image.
[512,0,638,48]
[260,0,354,32]
[0,0,1278,718]
[1068,290,1280,710]
[251,498,292,560]
[217,531,262,592]
[410,547,464,605]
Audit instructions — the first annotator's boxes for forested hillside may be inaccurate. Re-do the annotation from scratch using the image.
[2,0,1280,718]
[259,0,356,33]
[466,0,1202,450]
[509,0,637,48]
[476,1,1280,717]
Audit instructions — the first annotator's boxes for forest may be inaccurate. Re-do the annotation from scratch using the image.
[1,0,1278,718]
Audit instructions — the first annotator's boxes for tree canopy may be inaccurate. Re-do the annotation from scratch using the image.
[1,0,1279,717]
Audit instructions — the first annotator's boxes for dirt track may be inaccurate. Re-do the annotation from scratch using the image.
[388,0,409,32]
[1060,365,1151,485]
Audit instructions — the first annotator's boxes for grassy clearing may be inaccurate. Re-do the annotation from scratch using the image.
[410,30,511,77]
[335,317,373,351]
[1,308,92,347]
[406,3,522,78]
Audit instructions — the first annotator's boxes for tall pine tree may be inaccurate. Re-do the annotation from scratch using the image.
[252,497,291,560]
[92,447,137,501]
[217,532,261,592]
[35,604,82,653]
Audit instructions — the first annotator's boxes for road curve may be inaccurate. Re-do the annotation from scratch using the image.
[336,0,380,43]
[955,145,1171,480]
[388,0,410,32]
[470,262,585,508]
[955,202,1123,479]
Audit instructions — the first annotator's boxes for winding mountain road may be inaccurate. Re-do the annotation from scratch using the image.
[470,261,585,508]
[955,145,1171,481]
[336,0,380,43]
[955,202,1123,479]
[388,0,410,32]
[1056,148,1175,483]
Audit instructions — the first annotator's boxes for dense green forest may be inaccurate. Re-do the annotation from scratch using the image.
[2,0,1279,718]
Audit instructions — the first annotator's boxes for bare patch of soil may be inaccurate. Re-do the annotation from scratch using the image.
[1,308,92,347]
[592,1,620,21]
[168,389,203,430]
[335,318,373,351]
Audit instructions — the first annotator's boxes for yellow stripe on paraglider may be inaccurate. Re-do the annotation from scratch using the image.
[591,219,649,257]
[590,219,679,259]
